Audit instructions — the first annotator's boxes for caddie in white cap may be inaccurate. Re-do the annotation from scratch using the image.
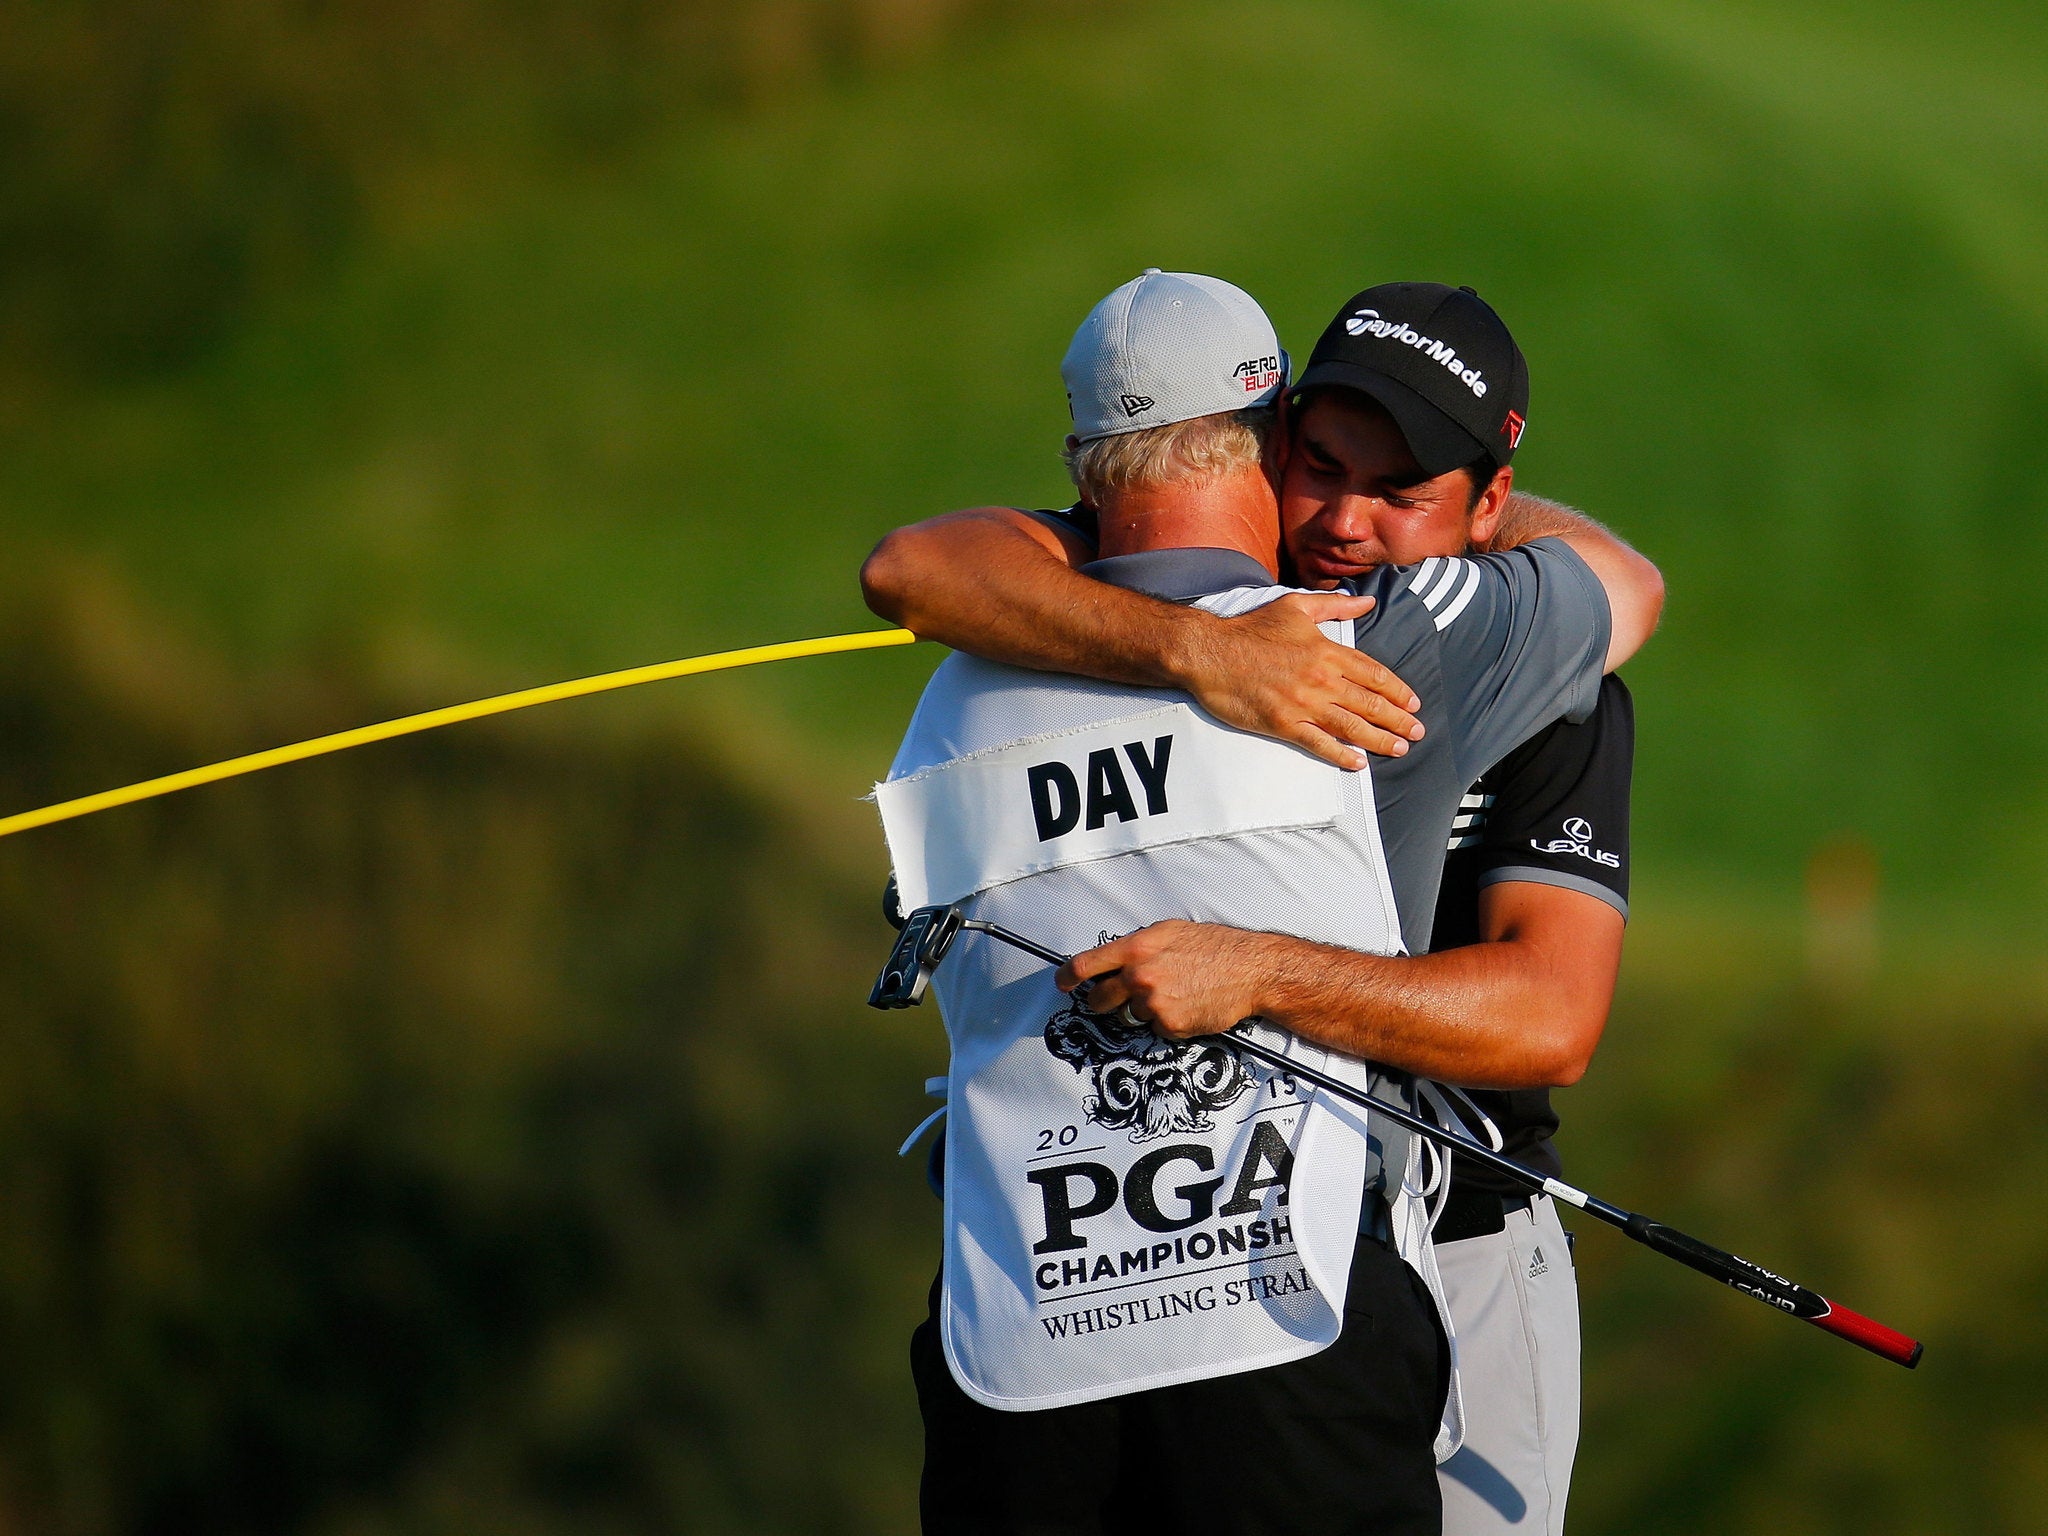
[871,272,1666,1536]
[869,273,1662,1535]
[1060,268,1288,443]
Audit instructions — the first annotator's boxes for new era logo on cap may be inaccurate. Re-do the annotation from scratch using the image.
[1062,270,1288,444]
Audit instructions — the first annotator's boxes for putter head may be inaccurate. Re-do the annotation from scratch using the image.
[867,903,965,1009]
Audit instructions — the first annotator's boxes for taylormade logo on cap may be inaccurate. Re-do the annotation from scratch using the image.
[1296,282,1531,476]
[1344,308,1489,397]
[1062,270,1288,443]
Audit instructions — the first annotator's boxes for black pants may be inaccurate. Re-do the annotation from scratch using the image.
[913,1234,1449,1536]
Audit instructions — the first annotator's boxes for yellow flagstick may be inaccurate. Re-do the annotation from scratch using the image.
[0,627,919,841]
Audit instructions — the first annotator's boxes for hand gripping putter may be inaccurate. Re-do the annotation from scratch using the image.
[870,891,1923,1370]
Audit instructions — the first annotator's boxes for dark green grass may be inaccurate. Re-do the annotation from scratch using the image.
[4,0,2045,911]
[3,6,2046,1530]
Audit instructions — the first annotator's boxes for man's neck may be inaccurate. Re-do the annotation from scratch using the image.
[1092,471,1281,578]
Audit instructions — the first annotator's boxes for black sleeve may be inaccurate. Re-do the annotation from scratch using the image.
[1451,673,1634,928]
[1024,504,1098,548]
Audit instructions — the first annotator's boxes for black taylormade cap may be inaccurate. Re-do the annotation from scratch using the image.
[1293,282,1530,477]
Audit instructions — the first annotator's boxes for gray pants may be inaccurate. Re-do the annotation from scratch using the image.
[1435,1195,1581,1536]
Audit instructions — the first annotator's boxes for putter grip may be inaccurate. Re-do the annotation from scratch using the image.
[1623,1216,1923,1369]
[1808,1300,1924,1368]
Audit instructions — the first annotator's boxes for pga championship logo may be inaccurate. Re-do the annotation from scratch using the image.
[1043,996,1252,1143]
[1027,988,1298,1297]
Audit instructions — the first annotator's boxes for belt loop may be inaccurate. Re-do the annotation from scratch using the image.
[1432,1184,1509,1243]
[1359,1194,1394,1247]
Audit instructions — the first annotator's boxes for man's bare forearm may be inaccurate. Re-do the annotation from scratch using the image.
[860,508,1203,685]
[862,508,1419,766]
[1061,887,1621,1090]
[1488,490,1614,552]
[1247,936,1598,1087]
[1493,491,1664,669]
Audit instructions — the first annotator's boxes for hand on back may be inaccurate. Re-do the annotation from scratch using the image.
[1176,592,1423,770]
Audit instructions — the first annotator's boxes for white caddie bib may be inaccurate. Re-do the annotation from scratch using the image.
[877,618,1430,1414]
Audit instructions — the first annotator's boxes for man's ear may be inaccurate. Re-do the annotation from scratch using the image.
[1064,433,1081,454]
[1468,464,1513,549]
[1266,392,1295,488]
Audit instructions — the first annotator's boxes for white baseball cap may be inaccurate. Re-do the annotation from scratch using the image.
[1060,270,1289,444]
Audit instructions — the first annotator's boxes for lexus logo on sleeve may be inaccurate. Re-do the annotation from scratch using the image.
[1531,816,1619,868]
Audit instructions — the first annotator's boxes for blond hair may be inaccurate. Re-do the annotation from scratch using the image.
[1063,408,1273,504]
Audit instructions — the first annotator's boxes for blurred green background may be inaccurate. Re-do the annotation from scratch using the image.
[2,0,2044,1530]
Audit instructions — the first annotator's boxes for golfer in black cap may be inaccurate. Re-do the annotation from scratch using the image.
[865,279,1654,1536]
[1295,282,1528,476]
